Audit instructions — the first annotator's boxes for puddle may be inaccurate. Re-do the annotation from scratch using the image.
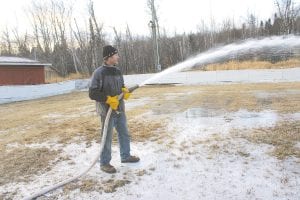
[184,107,224,118]
[172,108,281,139]
[182,108,278,129]
[229,109,278,129]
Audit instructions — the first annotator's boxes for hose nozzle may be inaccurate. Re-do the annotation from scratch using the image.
[128,84,139,93]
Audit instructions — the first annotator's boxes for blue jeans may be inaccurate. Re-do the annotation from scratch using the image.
[100,111,131,165]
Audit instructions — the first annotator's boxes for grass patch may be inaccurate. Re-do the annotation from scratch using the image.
[1,82,299,150]
[135,82,300,114]
[103,179,131,193]
[135,169,147,176]
[195,59,300,71]
[1,82,299,148]
[192,120,300,160]
[128,118,167,142]
[0,147,58,185]
[63,178,131,194]
[239,121,300,159]
[0,91,99,149]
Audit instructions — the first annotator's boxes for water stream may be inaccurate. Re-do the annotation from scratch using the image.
[140,35,300,86]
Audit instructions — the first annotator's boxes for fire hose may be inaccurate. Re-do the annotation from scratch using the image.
[23,84,140,200]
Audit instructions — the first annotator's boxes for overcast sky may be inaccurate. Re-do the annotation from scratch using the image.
[0,0,299,37]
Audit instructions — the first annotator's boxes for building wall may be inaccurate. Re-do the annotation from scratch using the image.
[0,66,45,85]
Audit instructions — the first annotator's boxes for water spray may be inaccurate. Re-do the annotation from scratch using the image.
[141,35,300,86]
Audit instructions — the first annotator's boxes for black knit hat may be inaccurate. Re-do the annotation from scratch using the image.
[103,45,118,59]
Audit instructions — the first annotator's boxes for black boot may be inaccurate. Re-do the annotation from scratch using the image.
[101,164,117,173]
[121,155,140,163]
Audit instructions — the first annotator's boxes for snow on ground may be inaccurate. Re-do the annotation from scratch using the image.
[1,95,299,200]
[101,111,299,200]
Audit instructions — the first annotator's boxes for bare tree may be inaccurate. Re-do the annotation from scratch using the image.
[1,27,13,55]
[88,0,105,69]
[147,0,161,72]
[72,18,90,74]
[27,0,75,76]
[12,27,31,57]
[275,0,300,34]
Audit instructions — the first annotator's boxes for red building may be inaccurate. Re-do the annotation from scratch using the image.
[0,57,51,85]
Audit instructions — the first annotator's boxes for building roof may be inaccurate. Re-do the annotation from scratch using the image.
[0,56,52,66]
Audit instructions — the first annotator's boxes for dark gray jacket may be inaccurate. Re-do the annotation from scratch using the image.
[89,65,125,116]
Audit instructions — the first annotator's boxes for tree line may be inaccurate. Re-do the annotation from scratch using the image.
[0,0,299,76]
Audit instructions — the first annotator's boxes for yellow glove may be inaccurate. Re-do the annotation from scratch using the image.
[106,96,119,110]
[122,87,131,100]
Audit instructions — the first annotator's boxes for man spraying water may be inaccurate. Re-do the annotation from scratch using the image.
[89,45,140,173]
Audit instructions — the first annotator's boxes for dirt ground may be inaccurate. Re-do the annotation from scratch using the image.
[0,82,300,199]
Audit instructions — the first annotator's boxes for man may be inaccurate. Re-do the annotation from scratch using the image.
[89,45,140,174]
